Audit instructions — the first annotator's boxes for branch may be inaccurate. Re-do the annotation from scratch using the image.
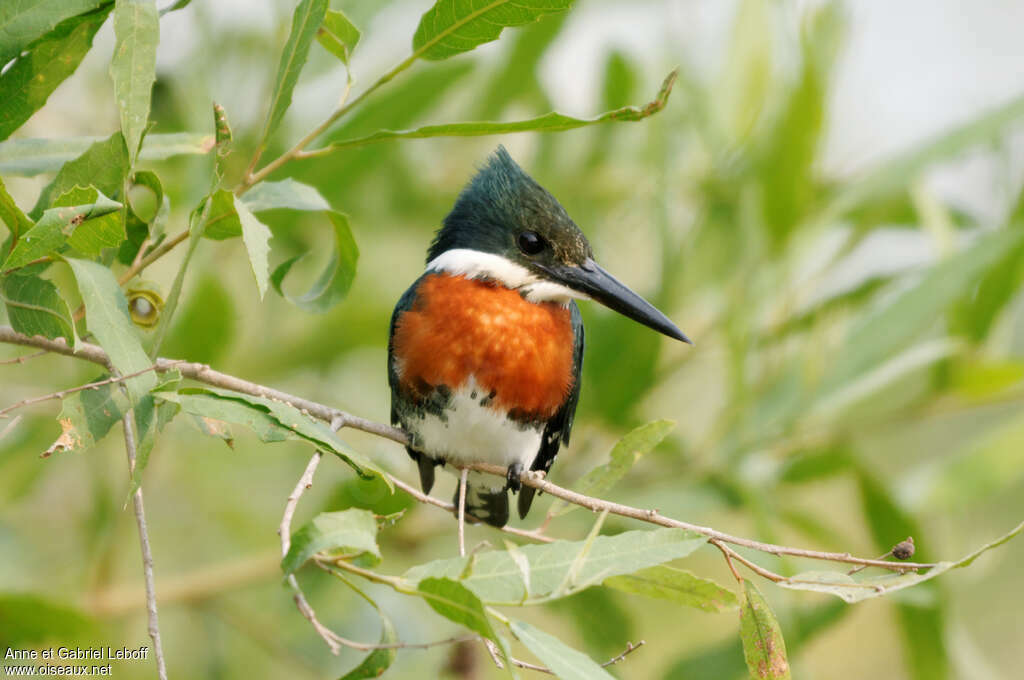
[0,324,937,573]
[122,414,168,680]
[506,640,645,675]
[0,362,178,418]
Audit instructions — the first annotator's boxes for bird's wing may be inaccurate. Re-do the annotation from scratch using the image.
[388,275,440,493]
[518,301,584,519]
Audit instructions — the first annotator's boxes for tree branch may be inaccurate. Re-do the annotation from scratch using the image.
[122,414,168,680]
[1,324,939,573]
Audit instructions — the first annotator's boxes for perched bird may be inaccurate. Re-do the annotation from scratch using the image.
[388,147,690,527]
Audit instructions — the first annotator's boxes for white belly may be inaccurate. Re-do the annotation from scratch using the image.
[405,379,543,481]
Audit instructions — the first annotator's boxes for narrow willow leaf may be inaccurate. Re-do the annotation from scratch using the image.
[110,0,159,163]
[739,581,791,680]
[339,611,397,680]
[271,211,357,313]
[417,577,500,644]
[66,258,155,403]
[2,194,121,271]
[0,133,214,176]
[159,0,192,15]
[55,186,125,256]
[823,93,1024,220]
[157,391,290,443]
[47,382,130,455]
[130,392,178,485]
[510,619,615,680]
[0,593,95,646]
[0,0,107,64]
[317,9,359,65]
[315,70,677,155]
[604,565,738,613]
[200,189,241,240]
[241,178,330,213]
[0,6,110,141]
[1,273,76,345]
[412,0,573,62]
[405,528,706,605]
[31,132,130,218]
[282,509,380,575]
[259,0,328,145]
[0,176,33,240]
[818,227,1024,398]
[234,195,272,299]
[158,386,387,482]
[550,419,674,517]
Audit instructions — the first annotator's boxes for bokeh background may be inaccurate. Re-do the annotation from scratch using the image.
[3,1,1024,678]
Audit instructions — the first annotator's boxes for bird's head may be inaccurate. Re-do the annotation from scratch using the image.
[427,146,691,344]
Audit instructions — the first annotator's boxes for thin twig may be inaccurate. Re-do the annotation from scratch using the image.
[458,467,468,558]
[122,414,168,680]
[0,349,48,365]
[0,362,178,417]
[279,451,342,655]
[713,540,782,583]
[0,325,940,571]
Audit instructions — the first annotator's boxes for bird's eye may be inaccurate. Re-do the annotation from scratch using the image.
[517,231,545,255]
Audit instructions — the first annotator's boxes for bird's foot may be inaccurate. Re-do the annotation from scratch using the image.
[506,462,523,493]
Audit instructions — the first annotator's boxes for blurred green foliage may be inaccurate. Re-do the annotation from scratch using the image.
[3,1,1024,679]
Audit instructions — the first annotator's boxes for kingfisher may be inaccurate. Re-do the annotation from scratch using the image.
[388,147,690,527]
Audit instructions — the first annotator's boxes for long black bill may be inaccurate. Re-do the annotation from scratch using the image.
[540,258,692,344]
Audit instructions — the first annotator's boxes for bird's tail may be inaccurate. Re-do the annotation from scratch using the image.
[453,471,509,527]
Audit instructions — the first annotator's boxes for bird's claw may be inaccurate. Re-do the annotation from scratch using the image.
[506,462,523,493]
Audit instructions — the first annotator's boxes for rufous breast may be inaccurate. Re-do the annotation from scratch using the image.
[392,273,575,419]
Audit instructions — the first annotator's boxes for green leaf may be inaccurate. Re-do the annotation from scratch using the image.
[550,419,674,517]
[775,518,1024,603]
[241,179,357,313]
[0,593,94,646]
[405,528,706,604]
[0,5,110,141]
[259,0,328,146]
[110,0,159,163]
[412,0,573,62]
[0,1,108,64]
[824,93,1024,221]
[271,211,357,312]
[739,581,791,680]
[31,132,130,218]
[338,611,397,680]
[282,508,380,575]
[55,186,125,256]
[2,193,121,271]
[241,178,330,213]
[417,577,500,643]
[157,386,387,482]
[0,176,32,240]
[200,189,241,240]
[818,227,1024,399]
[234,195,272,299]
[47,381,129,455]
[604,565,738,613]
[130,392,178,488]
[1,273,76,345]
[314,70,677,155]
[510,619,615,680]
[0,133,214,176]
[317,9,359,66]
[65,257,155,403]
[156,391,290,443]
